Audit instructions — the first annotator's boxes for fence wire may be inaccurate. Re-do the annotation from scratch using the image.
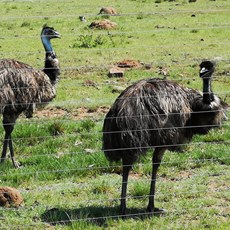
[0,2,230,228]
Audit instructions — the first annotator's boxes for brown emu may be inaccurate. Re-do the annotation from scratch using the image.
[99,7,117,15]
[102,61,228,216]
[0,26,61,168]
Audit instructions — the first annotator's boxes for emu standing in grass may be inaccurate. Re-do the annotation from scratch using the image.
[103,61,228,216]
[0,26,61,168]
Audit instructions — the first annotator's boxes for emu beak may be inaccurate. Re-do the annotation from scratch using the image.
[199,67,209,78]
[53,31,61,39]
[200,67,208,74]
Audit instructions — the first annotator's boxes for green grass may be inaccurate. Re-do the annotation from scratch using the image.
[0,0,230,229]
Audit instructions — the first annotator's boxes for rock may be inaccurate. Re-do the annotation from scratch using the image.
[108,67,124,78]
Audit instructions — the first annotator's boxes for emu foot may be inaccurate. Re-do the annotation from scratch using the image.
[12,160,22,169]
[146,207,166,216]
[119,207,128,218]
[0,159,21,168]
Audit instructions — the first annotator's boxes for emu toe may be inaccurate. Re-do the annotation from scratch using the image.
[12,159,22,168]
[146,207,166,216]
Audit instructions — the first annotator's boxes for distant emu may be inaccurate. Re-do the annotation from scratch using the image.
[98,7,117,15]
[0,26,61,168]
[103,61,228,216]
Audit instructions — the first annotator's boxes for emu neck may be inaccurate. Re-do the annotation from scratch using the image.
[41,36,60,85]
[41,36,56,58]
[202,77,214,104]
[43,56,60,86]
[41,36,52,52]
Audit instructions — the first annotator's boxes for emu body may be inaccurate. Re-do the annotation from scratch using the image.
[103,61,227,215]
[0,26,60,167]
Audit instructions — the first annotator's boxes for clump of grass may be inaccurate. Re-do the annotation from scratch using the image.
[92,180,112,194]
[137,14,144,20]
[21,21,30,27]
[77,119,96,132]
[101,15,110,19]
[190,29,199,33]
[48,122,65,136]
[131,181,149,198]
[11,5,18,10]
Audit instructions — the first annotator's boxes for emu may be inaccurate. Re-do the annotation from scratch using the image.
[0,26,61,168]
[98,7,117,15]
[102,61,228,216]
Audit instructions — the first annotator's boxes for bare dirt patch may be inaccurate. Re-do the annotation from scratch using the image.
[34,106,109,120]
[117,59,142,68]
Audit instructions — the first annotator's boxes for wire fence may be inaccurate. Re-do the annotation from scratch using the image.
[0,1,230,228]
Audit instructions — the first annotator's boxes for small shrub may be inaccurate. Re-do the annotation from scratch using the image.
[72,34,107,48]
[78,34,95,48]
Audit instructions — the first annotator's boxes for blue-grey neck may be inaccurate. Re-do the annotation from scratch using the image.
[41,36,56,58]
[41,36,53,52]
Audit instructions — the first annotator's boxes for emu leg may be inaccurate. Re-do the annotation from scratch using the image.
[1,114,19,168]
[8,134,20,168]
[120,160,131,216]
[1,133,9,164]
[147,147,166,214]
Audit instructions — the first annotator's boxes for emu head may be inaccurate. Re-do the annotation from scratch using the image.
[199,60,215,78]
[199,61,215,104]
[41,26,61,58]
[41,26,61,40]
[192,61,228,134]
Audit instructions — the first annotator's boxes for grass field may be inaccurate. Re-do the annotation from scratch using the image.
[0,0,229,229]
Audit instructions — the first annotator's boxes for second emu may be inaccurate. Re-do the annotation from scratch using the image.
[0,26,60,168]
[103,61,228,216]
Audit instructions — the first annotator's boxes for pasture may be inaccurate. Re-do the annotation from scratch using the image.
[0,0,229,229]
